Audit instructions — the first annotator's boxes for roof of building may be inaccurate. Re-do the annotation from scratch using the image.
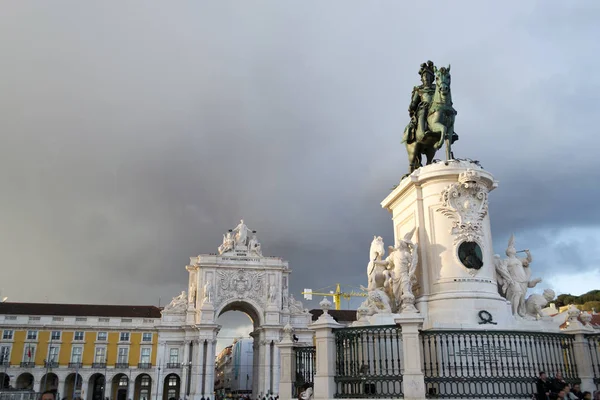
[0,302,162,318]
[309,309,357,323]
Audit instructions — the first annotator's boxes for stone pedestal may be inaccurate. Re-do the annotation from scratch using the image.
[381,161,511,329]
[311,311,343,400]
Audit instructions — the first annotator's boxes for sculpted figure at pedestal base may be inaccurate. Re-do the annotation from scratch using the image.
[494,234,542,318]
[524,288,555,320]
[385,227,419,313]
[367,236,392,291]
[357,288,392,317]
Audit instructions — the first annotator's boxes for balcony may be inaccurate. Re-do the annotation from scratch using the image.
[20,362,35,368]
[68,362,83,369]
[0,361,9,367]
[166,363,181,369]
[44,361,59,368]
[92,362,107,369]
[114,363,129,369]
[137,363,152,369]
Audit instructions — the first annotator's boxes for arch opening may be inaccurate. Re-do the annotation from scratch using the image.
[87,373,105,400]
[134,374,152,400]
[215,302,259,399]
[64,373,83,400]
[162,374,180,400]
[0,372,10,389]
[40,373,59,393]
[16,373,34,390]
[111,373,129,400]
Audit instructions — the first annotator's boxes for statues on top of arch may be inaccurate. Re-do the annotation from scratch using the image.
[218,219,262,256]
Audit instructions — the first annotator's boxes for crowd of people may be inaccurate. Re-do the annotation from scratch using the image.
[536,372,598,400]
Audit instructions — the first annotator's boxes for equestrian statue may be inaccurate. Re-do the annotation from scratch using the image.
[402,61,459,176]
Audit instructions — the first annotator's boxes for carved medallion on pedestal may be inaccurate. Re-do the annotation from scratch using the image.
[437,169,489,276]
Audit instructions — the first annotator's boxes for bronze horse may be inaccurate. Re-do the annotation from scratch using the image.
[402,65,458,176]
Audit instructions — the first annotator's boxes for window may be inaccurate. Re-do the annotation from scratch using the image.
[23,344,36,362]
[140,348,151,364]
[97,332,107,341]
[74,331,84,341]
[119,376,128,387]
[169,348,179,364]
[94,347,106,363]
[51,331,61,341]
[142,333,152,342]
[117,347,129,364]
[48,346,59,362]
[28,316,40,321]
[52,317,64,322]
[4,316,16,321]
[26,330,37,340]
[75,317,87,322]
[98,318,110,323]
[71,346,83,363]
[121,318,132,323]
[2,330,13,340]
[0,345,10,364]
[167,376,179,400]
[119,332,130,342]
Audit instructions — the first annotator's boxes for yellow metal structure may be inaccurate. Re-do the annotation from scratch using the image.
[301,283,367,310]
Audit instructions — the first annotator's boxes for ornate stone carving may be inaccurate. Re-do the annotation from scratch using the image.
[494,234,542,318]
[163,291,187,314]
[524,288,555,320]
[203,280,213,304]
[288,294,308,314]
[268,283,278,304]
[580,311,592,326]
[216,269,265,308]
[437,169,489,244]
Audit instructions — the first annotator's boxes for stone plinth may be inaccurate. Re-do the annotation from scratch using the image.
[381,160,511,329]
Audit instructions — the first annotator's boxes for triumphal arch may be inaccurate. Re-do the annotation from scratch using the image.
[158,220,312,400]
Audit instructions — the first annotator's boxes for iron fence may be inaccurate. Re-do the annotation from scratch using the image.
[334,325,403,398]
[0,391,59,400]
[420,330,579,399]
[293,346,315,397]
[586,333,600,390]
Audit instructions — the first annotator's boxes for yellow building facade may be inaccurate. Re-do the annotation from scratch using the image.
[0,303,184,400]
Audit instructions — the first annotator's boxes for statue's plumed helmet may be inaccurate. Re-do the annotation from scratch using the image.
[419,61,435,78]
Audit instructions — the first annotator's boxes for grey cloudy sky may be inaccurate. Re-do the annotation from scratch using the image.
[1,1,599,345]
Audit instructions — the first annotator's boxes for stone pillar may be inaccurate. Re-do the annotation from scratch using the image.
[272,342,281,396]
[564,322,596,392]
[181,341,191,399]
[395,314,426,400]
[277,324,296,400]
[311,299,342,400]
[192,339,204,399]
[250,331,261,398]
[202,339,216,399]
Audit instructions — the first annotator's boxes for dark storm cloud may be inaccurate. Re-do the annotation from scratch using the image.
[0,1,598,310]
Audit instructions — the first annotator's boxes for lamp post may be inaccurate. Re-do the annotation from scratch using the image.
[181,361,191,398]
[154,366,161,400]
